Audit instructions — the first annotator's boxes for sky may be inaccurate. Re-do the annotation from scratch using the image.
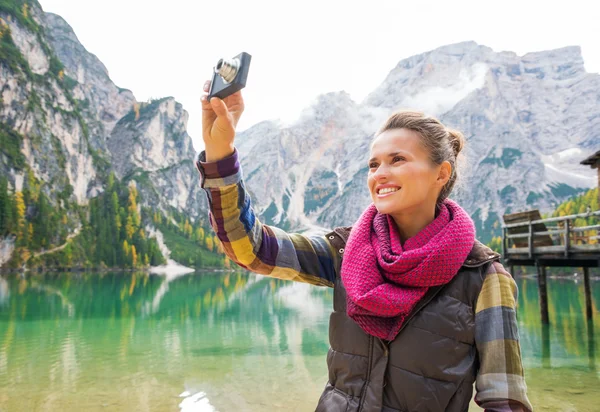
[39,0,600,152]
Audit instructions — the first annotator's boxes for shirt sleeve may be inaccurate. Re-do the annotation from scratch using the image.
[195,148,339,287]
[474,261,533,412]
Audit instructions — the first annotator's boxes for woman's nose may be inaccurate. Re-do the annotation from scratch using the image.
[372,164,390,180]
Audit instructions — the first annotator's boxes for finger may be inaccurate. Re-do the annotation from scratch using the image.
[203,80,211,93]
[210,97,229,118]
[201,94,213,110]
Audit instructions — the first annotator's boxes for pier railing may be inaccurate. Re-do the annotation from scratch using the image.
[502,209,600,259]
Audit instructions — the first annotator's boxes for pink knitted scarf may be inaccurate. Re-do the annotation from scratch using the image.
[340,198,475,341]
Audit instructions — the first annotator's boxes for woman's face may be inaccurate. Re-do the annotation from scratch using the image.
[367,128,447,216]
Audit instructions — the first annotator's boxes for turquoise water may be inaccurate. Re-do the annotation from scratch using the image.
[0,272,599,411]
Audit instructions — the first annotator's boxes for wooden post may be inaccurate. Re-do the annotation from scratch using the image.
[528,221,533,259]
[536,261,549,324]
[584,266,593,321]
[564,219,570,257]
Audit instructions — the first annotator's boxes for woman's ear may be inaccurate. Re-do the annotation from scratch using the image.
[437,161,452,187]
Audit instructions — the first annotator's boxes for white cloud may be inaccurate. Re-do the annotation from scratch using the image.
[400,63,489,115]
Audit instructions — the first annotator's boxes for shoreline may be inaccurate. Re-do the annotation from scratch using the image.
[0,263,234,275]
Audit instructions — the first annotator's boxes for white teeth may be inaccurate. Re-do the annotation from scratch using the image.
[378,187,399,194]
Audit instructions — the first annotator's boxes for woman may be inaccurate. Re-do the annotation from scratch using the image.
[196,81,532,412]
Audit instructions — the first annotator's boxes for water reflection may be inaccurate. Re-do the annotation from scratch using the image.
[0,276,8,306]
[587,320,596,372]
[0,272,598,411]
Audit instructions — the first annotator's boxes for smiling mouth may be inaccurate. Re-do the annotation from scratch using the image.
[376,187,401,196]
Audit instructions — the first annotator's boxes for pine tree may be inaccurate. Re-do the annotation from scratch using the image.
[123,240,130,265]
[107,172,115,191]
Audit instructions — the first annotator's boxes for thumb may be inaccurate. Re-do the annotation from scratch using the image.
[210,97,229,119]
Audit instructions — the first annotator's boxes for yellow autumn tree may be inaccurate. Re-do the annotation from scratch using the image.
[205,236,214,252]
[17,247,30,267]
[487,236,503,253]
[125,215,135,240]
[564,201,574,216]
[15,191,26,242]
[133,103,140,121]
[195,227,205,244]
[131,245,138,267]
[184,220,192,238]
[128,186,140,227]
[27,223,33,245]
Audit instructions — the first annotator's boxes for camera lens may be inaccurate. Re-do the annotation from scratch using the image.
[215,58,240,83]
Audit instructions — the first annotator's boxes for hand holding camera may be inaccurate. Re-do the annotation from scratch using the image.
[201,52,251,162]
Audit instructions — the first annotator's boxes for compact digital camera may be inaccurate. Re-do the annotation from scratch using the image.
[208,51,252,100]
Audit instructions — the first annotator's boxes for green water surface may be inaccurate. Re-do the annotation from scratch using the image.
[0,272,599,411]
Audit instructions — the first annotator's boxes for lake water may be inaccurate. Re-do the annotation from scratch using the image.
[0,271,599,411]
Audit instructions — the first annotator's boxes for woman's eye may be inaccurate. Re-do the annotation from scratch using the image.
[393,156,405,163]
[369,163,378,168]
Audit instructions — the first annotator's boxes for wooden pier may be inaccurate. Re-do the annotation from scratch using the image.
[502,209,600,324]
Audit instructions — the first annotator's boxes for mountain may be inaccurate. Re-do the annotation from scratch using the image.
[236,41,599,242]
[1,1,598,270]
[0,1,220,269]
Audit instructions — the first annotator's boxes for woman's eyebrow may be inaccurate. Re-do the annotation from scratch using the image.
[368,152,404,163]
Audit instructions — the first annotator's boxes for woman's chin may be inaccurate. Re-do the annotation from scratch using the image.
[373,201,400,215]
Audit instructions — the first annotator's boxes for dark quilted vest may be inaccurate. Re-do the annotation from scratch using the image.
[316,227,501,412]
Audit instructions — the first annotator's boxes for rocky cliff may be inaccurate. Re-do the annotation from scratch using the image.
[0,1,213,269]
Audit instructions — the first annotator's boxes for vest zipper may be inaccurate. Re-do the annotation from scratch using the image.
[396,284,446,337]
[377,337,389,356]
[357,335,374,412]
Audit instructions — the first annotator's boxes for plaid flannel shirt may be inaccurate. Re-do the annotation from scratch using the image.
[196,148,532,412]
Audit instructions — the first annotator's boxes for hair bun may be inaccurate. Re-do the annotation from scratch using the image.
[447,128,465,157]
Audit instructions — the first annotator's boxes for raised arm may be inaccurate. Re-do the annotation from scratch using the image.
[197,80,339,287]
[474,261,533,412]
